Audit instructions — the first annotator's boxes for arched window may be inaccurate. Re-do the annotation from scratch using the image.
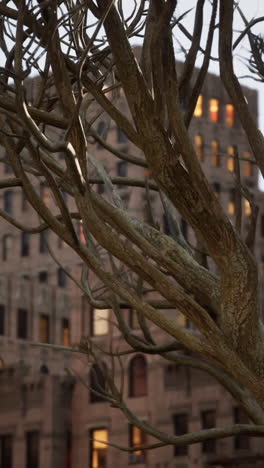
[90,364,107,403]
[129,355,147,397]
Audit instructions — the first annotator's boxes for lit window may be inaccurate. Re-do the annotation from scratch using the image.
[39,314,50,343]
[194,94,203,117]
[226,104,235,127]
[129,425,146,464]
[129,355,147,397]
[227,145,235,172]
[176,312,187,327]
[228,189,236,216]
[209,98,219,122]
[194,135,203,161]
[90,429,108,468]
[211,140,220,167]
[244,152,253,177]
[245,200,251,217]
[173,414,188,456]
[62,318,70,346]
[78,221,86,243]
[91,309,109,336]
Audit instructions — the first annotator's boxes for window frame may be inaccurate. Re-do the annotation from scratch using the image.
[89,428,108,468]
[26,431,40,468]
[91,308,110,337]
[129,355,147,398]
[17,308,28,339]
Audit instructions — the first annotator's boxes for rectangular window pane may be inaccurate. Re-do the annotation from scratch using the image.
[90,429,108,468]
[128,425,146,464]
[194,95,203,117]
[194,135,203,161]
[209,98,219,122]
[92,309,109,336]
[21,232,30,257]
[201,410,216,453]
[26,431,39,468]
[62,318,70,346]
[17,308,28,339]
[226,104,235,127]
[39,231,49,253]
[3,191,13,214]
[0,304,5,335]
[0,435,13,468]
[39,314,50,343]
[234,408,250,450]
[173,414,188,456]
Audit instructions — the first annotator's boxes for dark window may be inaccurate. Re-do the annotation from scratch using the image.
[117,128,127,143]
[0,304,5,335]
[21,192,28,212]
[57,267,67,288]
[129,355,147,397]
[0,435,13,468]
[26,431,39,468]
[38,271,48,283]
[163,214,170,235]
[164,364,178,389]
[17,308,28,339]
[128,425,146,464]
[97,121,106,136]
[173,414,188,456]
[90,364,107,403]
[97,183,105,194]
[201,410,216,453]
[212,182,221,195]
[66,431,72,468]
[62,318,70,346]
[117,161,127,177]
[40,364,49,374]
[181,219,188,239]
[4,163,13,174]
[234,407,250,450]
[2,235,12,261]
[90,428,108,468]
[21,232,30,257]
[261,215,264,237]
[39,231,48,253]
[3,191,13,214]
[39,314,50,343]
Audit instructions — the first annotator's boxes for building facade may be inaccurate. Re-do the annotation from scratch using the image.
[0,66,263,468]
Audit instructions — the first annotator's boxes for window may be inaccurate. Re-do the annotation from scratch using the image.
[0,435,13,468]
[211,140,220,167]
[212,182,221,198]
[62,318,70,346]
[66,431,72,468]
[234,407,250,450]
[4,163,13,174]
[97,183,105,195]
[201,410,216,453]
[3,191,13,214]
[26,431,39,468]
[21,192,28,212]
[226,104,235,127]
[0,304,5,335]
[194,94,203,117]
[117,128,127,143]
[181,218,188,239]
[209,98,219,122]
[38,270,48,283]
[227,145,235,172]
[90,429,108,468]
[261,215,264,237]
[194,135,203,161]
[90,364,107,403]
[91,308,109,336]
[244,152,253,177]
[128,425,146,464]
[244,199,251,217]
[129,355,147,397]
[21,232,30,257]
[97,121,106,137]
[164,364,178,389]
[57,267,67,288]
[17,308,28,339]
[39,231,48,253]
[176,312,188,327]
[117,161,127,177]
[173,414,188,456]
[40,183,49,205]
[228,189,236,216]
[39,314,50,343]
[2,234,12,261]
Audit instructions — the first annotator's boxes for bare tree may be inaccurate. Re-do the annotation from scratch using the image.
[1,0,264,454]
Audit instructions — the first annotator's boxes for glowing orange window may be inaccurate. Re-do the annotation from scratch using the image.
[211,140,220,167]
[227,145,235,172]
[194,95,203,117]
[245,200,251,217]
[226,104,235,127]
[194,135,203,161]
[209,98,219,122]
[244,152,253,177]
